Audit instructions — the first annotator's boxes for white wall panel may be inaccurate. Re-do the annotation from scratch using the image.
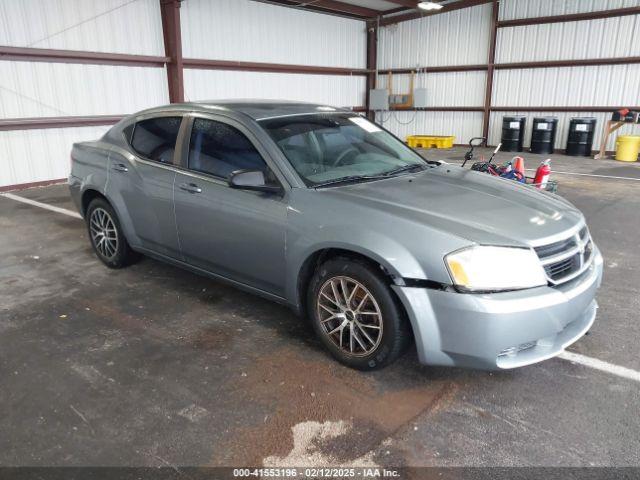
[181,0,366,68]
[0,61,169,118]
[376,71,486,107]
[377,111,483,145]
[487,111,633,151]
[184,69,366,108]
[496,15,640,62]
[0,0,164,55]
[378,4,491,69]
[0,126,109,187]
[492,64,640,107]
[499,0,640,21]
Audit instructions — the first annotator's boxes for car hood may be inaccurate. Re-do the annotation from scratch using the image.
[325,165,584,247]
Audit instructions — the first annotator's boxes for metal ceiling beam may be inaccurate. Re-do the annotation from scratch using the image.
[383,0,419,7]
[379,0,492,26]
[261,0,381,18]
[497,6,640,28]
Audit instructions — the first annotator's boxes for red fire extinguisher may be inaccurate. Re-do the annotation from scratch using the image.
[534,159,551,189]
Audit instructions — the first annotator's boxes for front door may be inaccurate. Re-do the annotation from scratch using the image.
[173,116,288,296]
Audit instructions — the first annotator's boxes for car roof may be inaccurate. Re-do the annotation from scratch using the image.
[137,100,355,121]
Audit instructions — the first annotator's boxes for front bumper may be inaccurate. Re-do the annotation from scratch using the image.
[393,245,603,370]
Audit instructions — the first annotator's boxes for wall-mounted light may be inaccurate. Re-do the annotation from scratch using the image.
[417,1,443,10]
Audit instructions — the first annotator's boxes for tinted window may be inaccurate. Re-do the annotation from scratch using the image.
[130,117,182,164]
[188,118,268,179]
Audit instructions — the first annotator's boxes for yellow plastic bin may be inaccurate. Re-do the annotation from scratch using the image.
[615,135,640,162]
[406,135,455,149]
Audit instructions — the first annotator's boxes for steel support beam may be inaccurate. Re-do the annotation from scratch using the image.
[490,106,640,113]
[365,21,378,120]
[0,46,168,67]
[183,58,368,76]
[497,6,640,28]
[160,0,184,103]
[481,0,498,143]
[495,57,640,70]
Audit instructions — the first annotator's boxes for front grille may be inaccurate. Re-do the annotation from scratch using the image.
[534,226,593,285]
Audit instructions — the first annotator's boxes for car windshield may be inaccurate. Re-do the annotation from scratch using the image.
[259,113,429,187]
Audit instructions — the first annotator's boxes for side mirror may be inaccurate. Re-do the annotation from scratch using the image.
[228,169,282,194]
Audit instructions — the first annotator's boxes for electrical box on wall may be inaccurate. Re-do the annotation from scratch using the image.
[413,88,428,108]
[369,89,389,111]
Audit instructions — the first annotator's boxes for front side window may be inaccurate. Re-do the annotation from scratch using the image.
[130,116,182,164]
[188,118,270,180]
[260,114,428,187]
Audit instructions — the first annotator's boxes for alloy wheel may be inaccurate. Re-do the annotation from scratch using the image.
[89,207,119,260]
[316,275,383,357]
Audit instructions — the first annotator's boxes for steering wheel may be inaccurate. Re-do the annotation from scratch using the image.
[331,148,360,167]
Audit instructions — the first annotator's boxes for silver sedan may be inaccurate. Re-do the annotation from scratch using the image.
[69,101,603,370]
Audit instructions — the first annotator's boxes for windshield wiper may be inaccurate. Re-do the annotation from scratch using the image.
[313,175,383,189]
[380,163,428,177]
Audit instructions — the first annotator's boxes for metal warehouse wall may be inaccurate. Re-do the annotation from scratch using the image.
[377,0,640,151]
[181,0,366,107]
[375,4,491,143]
[0,0,168,188]
[491,3,640,150]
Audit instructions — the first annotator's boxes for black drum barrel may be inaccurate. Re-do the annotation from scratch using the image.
[501,116,526,152]
[530,117,558,154]
[566,117,597,157]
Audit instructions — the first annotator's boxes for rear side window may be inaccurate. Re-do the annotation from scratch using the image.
[188,118,268,179]
[130,117,182,164]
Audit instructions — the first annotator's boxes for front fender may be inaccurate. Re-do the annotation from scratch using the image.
[286,225,429,309]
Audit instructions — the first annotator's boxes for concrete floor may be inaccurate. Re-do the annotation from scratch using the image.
[1,148,639,467]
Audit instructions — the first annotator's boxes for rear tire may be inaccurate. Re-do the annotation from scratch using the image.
[307,257,411,370]
[86,198,137,269]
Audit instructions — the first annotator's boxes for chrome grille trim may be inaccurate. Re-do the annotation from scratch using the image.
[534,227,593,286]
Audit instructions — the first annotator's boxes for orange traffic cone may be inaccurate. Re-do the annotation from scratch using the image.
[513,156,525,175]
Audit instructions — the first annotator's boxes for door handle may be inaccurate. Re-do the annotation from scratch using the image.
[179,182,202,194]
[112,163,128,172]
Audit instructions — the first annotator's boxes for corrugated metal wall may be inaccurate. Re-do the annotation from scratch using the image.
[1,126,111,187]
[181,0,365,68]
[1,0,367,188]
[496,15,640,62]
[181,0,367,108]
[376,1,640,151]
[184,70,365,108]
[0,0,168,188]
[377,111,484,145]
[375,4,491,142]
[492,5,640,150]
[376,71,486,107]
[377,4,492,69]
[0,0,164,54]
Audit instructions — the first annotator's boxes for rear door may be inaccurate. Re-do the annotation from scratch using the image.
[173,115,288,296]
[107,114,184,258]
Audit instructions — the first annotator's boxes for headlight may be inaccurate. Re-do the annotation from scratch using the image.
[445,246,547,292]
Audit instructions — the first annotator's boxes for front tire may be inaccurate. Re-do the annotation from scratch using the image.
[307,257,410,370]
[86,198,137,269]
